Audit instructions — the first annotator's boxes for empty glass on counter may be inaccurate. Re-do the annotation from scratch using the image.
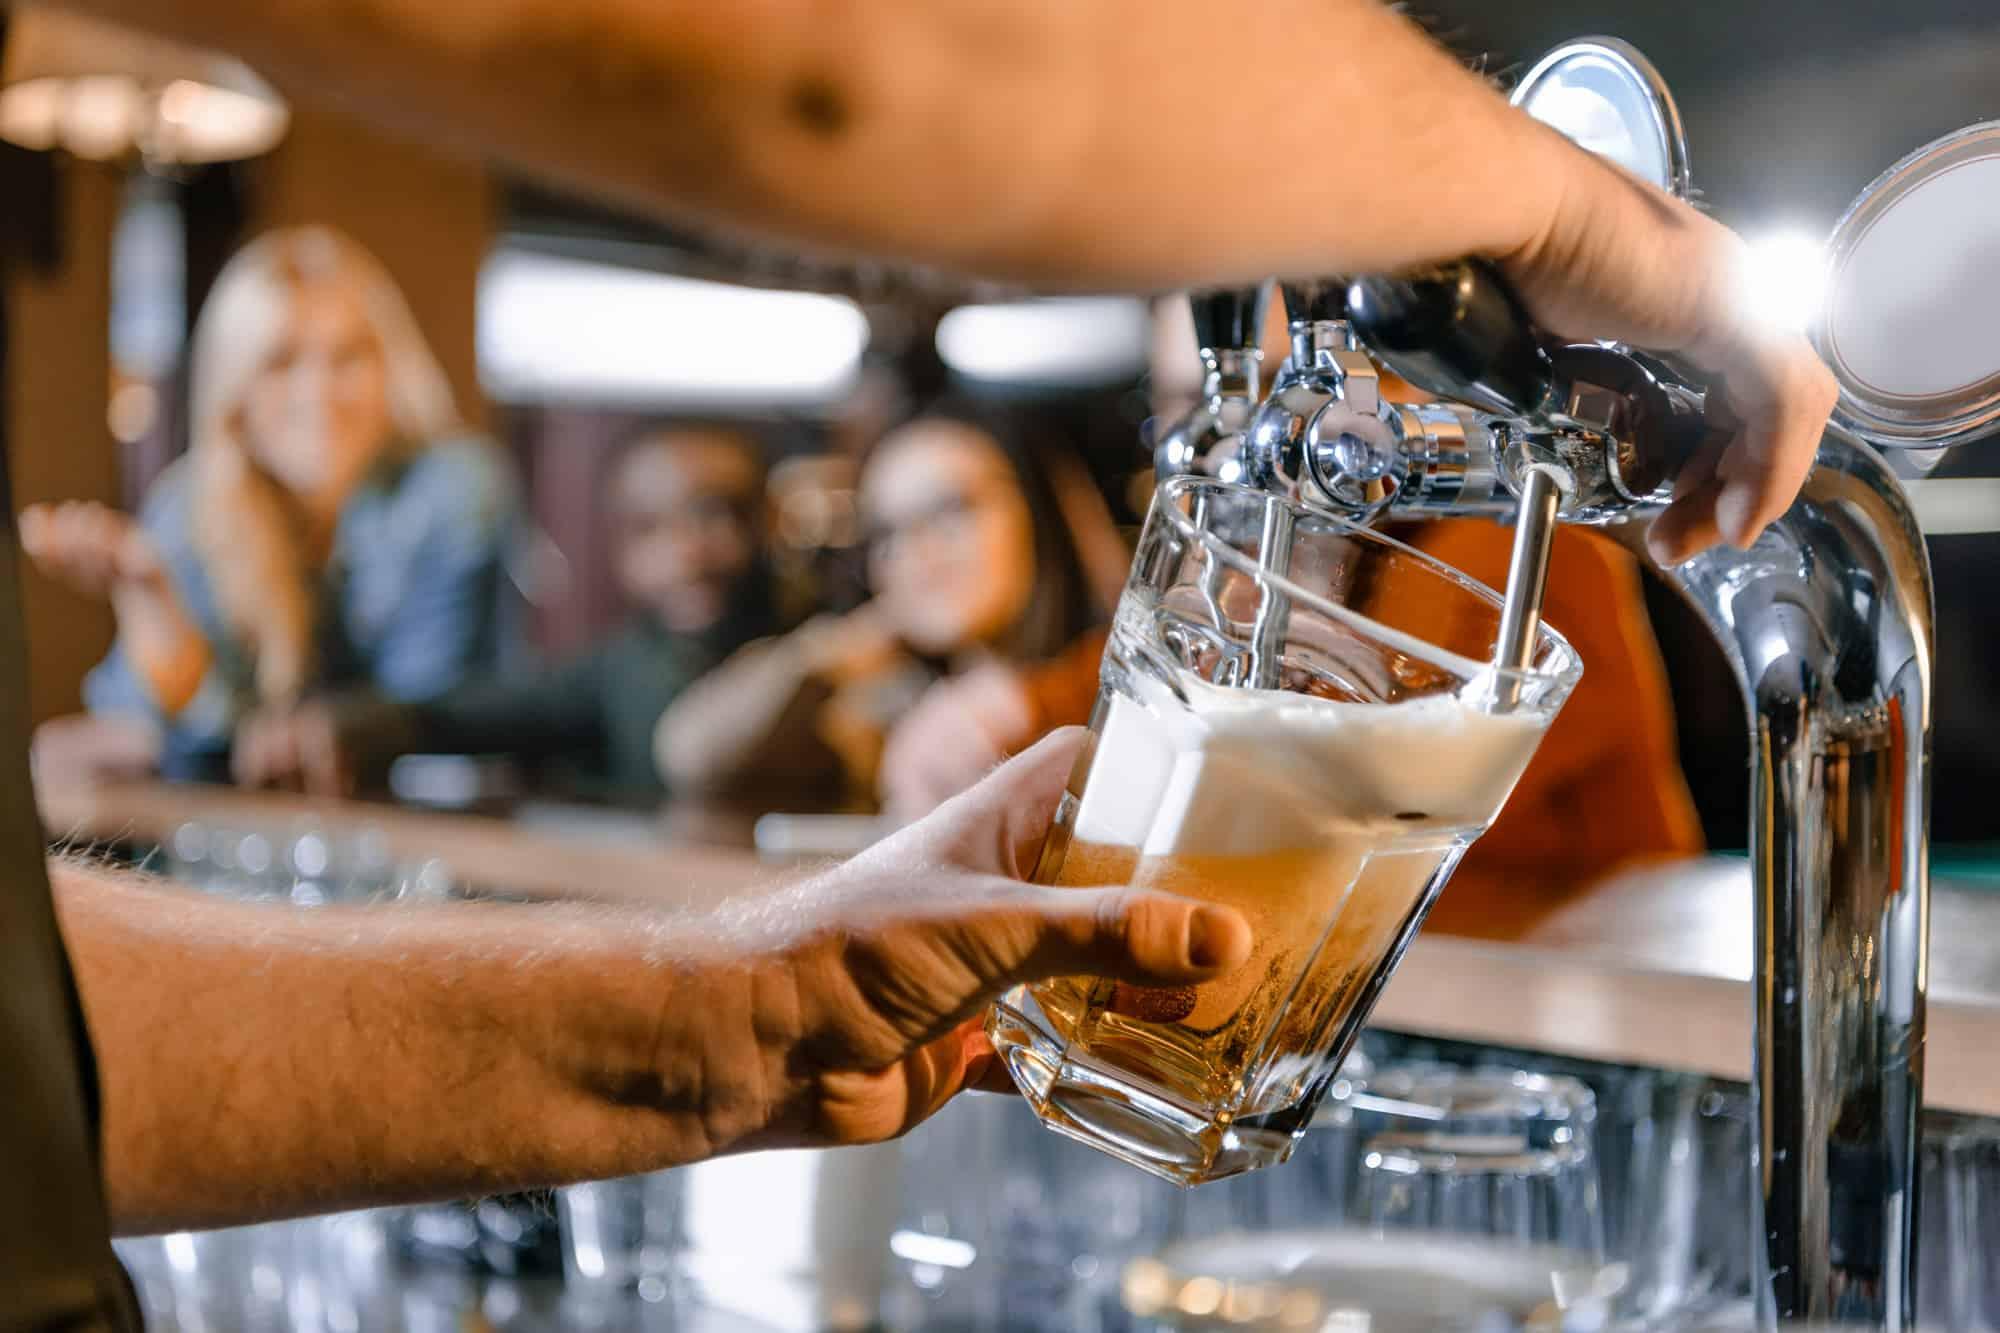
[555,1172,686,1306]
[1602,1073,1752,1326]
[114,1211,397,1333]
[1351,1065,1605,1259]
[989,476,1580,1185]
[675,1140,903,1331]
[888,1090,1185,1332]
[1919,1114,2000,1331]
[1118,1060,1618,1332]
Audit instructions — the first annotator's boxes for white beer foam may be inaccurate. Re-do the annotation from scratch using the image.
[1070,690,1176,849]
[1074,671,1546,858]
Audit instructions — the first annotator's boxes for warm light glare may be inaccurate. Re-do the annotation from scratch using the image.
[888,1230,977,1270]
[477,248,869,405]
[0,75,139,158]
[0,73,285,163]
[935,297,1148,384]
[148,80,287,161]
[1742,229,1828,335]
[163,1233,198,1275]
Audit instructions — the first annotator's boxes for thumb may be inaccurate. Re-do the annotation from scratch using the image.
[951,881,1254,994]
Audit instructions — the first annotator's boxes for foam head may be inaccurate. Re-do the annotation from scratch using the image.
[1074,673,1548,858]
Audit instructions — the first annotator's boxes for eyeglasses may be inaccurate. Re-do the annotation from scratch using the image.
[615,492,756,542]
[863,480,1010,563]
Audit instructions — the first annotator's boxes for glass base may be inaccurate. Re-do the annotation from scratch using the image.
[987,989,1302,1187]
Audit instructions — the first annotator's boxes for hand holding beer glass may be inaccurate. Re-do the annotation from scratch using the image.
[988,478,1580,1184]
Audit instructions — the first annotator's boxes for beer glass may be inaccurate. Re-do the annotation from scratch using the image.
[988,477,1580,1185]
[1354,1066,1605,1257]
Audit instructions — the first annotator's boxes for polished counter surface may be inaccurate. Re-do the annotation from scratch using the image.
[1376,858,2000,1116]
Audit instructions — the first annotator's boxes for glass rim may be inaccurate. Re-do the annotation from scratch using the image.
[1151,476,1581,693]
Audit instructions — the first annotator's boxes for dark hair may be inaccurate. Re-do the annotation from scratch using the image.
[604,419,780,646]
[865,398,1109,663]
[603,420,769,501]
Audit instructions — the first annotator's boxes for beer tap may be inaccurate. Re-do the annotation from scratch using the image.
[1235,256,1711,529]
[1238,278,1364,497]
[1151,284,1270,483]
[1129,36,1998,1327]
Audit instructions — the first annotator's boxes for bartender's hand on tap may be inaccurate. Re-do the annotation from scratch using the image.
[1490,145,1839,563]
[52,729,1250,1232]
[60,0,1834,557]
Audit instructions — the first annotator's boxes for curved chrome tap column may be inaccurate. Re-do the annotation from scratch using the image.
[1639,429,1933,1327]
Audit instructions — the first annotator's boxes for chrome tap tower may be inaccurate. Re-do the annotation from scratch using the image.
[1148,40,2000,1329]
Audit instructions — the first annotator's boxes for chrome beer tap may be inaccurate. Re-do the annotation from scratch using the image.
[1235,258,1708,528]
[1229,241,1936,1328]
[1237,278,1364,497]
[1151,284,1270,483]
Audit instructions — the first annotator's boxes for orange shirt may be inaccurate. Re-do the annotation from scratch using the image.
[1396,520,1703,936]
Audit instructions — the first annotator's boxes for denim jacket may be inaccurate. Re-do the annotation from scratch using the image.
[84,437,517,777]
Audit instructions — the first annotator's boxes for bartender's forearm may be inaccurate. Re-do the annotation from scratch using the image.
[66,0,1567,288]
[51,734,1256,1235]
[50,860,759,1233]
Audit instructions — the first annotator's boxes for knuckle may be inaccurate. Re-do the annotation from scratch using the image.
[1089,888,1141,952]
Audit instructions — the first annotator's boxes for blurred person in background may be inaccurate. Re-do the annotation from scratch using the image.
[658,405,1126,812]
[1149,294,1701,936]
[22,226,516,786]
[232,424,779,804]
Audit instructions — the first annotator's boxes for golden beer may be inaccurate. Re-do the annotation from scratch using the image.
[986,479,1577,1186]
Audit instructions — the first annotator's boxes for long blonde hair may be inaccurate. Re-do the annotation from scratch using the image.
[187,225,461,702]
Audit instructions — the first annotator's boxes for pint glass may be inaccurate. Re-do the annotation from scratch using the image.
[988,477,1581,1185]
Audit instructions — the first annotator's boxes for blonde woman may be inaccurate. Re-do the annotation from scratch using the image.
[23,225,515,782]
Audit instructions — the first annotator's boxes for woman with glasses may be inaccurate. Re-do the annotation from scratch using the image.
[657,406,1123,811]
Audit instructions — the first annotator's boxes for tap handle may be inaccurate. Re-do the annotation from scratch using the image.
[1189,284,1271,354]
[1279,278,1350,327]
[1346,259,1555,420]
